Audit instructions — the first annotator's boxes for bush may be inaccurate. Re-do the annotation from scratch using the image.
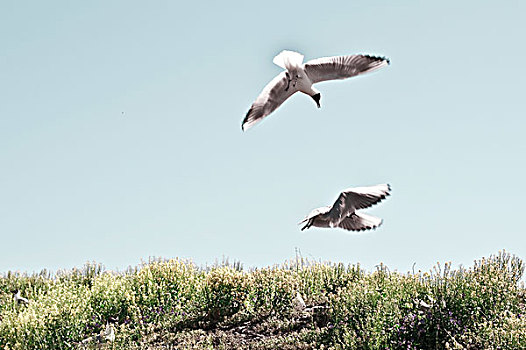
[0,251,524,349]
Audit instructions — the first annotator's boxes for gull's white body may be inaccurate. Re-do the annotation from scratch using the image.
[272,51,319,97]
[242,50,390,130]
[299,184,391,232]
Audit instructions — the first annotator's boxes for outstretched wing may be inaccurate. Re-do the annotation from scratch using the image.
[338,212,382,231]
[242,72,298,131]
[327,184,391,226]
[304,54,389,84]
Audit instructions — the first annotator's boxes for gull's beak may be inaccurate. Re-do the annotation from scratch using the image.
[298,218,310,231]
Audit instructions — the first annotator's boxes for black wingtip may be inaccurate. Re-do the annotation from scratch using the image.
[377,56,390,66]
[364,54,390,66]
[241,108,253,132]
[241,117,250,131]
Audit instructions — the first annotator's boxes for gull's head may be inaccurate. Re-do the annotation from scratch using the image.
[311,93,321,108]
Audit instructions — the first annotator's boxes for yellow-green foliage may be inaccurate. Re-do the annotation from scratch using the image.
[0,251,525,350]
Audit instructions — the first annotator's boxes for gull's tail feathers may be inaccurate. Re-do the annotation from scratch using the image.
[273,50,304,70]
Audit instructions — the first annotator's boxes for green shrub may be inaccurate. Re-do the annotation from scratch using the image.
[0,251,524,349]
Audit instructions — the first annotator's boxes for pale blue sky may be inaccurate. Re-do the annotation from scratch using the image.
[1,1,525,274]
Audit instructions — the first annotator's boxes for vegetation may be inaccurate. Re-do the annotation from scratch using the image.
[1,251,525,349]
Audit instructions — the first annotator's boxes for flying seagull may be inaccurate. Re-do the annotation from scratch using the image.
[299,184,391,232]
[242,50,390,130]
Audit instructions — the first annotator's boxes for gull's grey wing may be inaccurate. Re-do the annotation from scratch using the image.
[242,72,298,131]
[304,55,389,84]
[327,184,391,226]
[338,212,382,232]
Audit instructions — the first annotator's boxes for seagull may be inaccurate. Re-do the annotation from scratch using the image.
[80,320,116,345]
[14,289,29,304]
[241,50,390,131]
[299,184,391,232]
[104,322,115,342]
[293,292,306,311]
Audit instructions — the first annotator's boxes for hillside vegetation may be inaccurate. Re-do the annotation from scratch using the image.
[1,251,525,349]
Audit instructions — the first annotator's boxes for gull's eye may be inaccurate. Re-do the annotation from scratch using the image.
[296,75,300,78]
